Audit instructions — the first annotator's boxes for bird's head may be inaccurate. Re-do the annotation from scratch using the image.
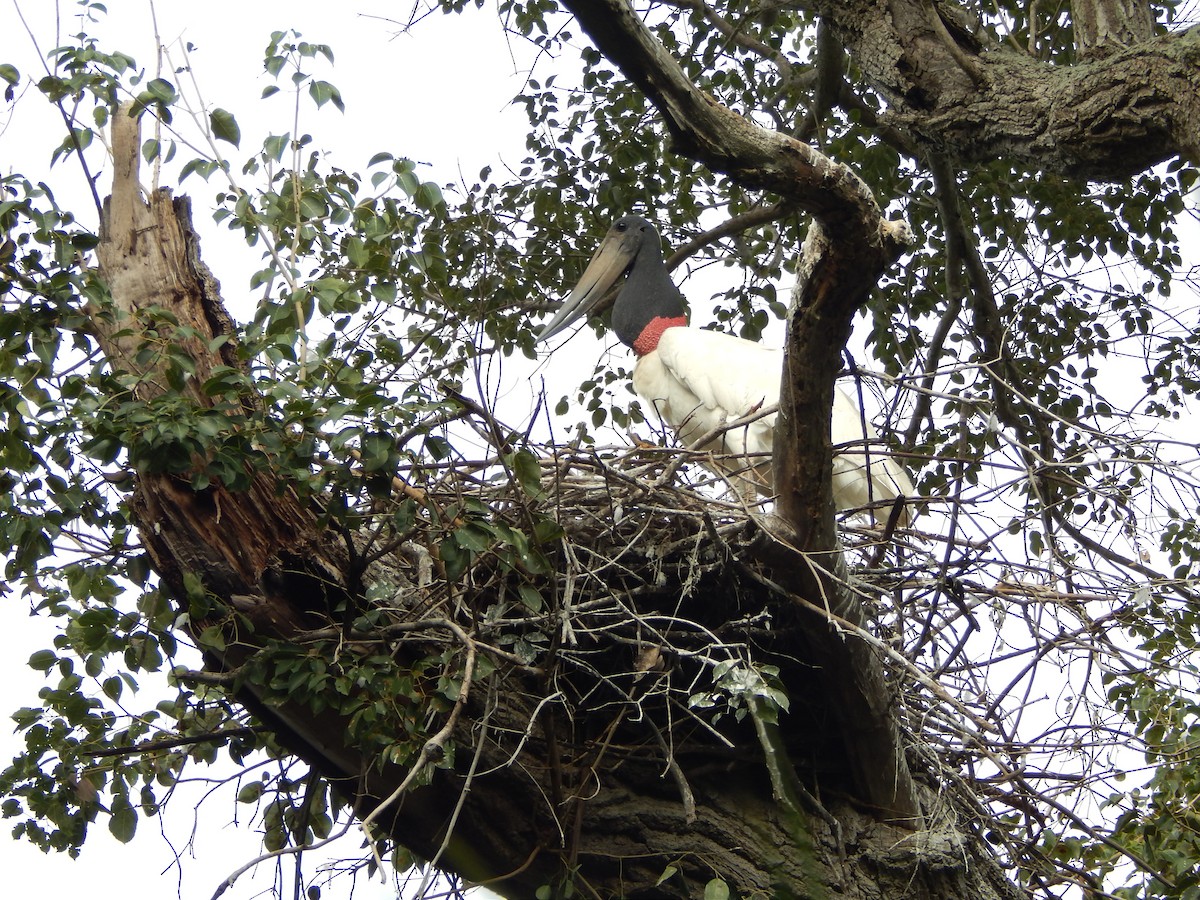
[537,215,682,348]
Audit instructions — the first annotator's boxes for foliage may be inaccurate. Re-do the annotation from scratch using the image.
[1,1,1199,898]
[0,12,478,878]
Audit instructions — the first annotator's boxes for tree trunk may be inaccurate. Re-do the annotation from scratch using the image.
[1071,0,1155,59]
[560,0,925,828]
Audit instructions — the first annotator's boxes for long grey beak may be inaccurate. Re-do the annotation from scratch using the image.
[536,230,637,342]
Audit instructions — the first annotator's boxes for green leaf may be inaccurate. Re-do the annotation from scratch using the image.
[532,518,564,545]
[210,108,241,147]
[359,432,394,472]
[108,794,137,843]
[439,539,470,582]
[180,157,219,182]
[703,878,730,900]
[146,77,177,104]
[28,649,57,672]
[37,74,70,101]
[197,625,227,652]
[102,676,123,701]
[510,449,543,498]
[0,63,17,100]
[263,132,289,161]
[414,181,444,214]
[453,522,494,553]
[308,80,344,112]
[517,584,544,612]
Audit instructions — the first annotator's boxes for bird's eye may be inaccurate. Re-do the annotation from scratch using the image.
[616,222,627,232]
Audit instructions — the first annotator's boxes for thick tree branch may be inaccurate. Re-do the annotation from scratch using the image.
[559,0,906,240]
[665,202,790,269]
[820,0,1200,178]
[88,726,259,759]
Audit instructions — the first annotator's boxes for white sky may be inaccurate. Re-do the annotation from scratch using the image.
[0,1,534,897]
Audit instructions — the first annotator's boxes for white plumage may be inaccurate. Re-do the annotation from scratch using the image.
[636,328,914,521]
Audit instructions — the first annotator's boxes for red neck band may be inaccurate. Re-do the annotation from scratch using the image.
[632,316,688,357]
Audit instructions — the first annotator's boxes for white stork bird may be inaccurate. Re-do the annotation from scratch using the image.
[538,215,914,523]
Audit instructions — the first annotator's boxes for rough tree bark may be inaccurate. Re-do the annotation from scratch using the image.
[816,0,1200,177]
[94,106,359,777]
[1071,0,1155,58]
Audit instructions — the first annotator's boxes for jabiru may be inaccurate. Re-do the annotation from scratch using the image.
[537,215,914,523]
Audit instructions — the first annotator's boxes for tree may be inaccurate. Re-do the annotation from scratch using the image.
[2,0,1198,897]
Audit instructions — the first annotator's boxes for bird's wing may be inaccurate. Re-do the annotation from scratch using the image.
[654,328,782,427]
[649,328,915,517]
[637,328,779,489]
[831,384,915,508]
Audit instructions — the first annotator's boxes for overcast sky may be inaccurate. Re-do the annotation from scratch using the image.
[0,2,534,897]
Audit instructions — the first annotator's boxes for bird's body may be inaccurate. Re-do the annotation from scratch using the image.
[538,215,914,522]
[632,327,777,485]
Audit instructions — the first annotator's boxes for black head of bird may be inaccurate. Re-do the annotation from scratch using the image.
[536,215,687,353]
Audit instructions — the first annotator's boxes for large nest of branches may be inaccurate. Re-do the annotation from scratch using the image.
[276,437,1014,882]
[365,440,911,764]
